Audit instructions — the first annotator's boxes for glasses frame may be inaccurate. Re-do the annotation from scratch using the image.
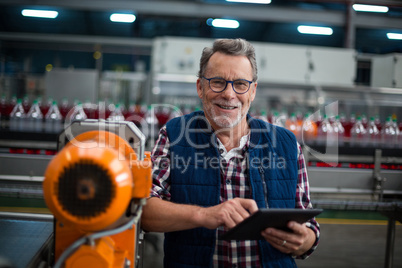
[202,76,253,95]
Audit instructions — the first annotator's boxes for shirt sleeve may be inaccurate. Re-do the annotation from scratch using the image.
[295,143,321,259]
[150,125,172,201]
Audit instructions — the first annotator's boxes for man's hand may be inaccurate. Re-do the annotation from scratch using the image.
[260,221,315,257]
[198,198,259,229]
[141,197,258,233]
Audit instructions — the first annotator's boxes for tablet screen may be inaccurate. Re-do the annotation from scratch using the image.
[220,208,322,240]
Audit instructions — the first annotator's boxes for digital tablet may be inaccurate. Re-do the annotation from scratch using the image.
[220,208,323,241]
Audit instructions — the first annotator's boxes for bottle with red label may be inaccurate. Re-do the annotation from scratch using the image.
[302,112,317,145]
[317,114,334,146]
[285,113,301,141]
[59,98,71,122]
[350,116,368,147]
[107,103,125,121]
[22,95,30,114]
[9,99,26,131]
[45,100,63,133]
[155,105,171,127]
[65,101,87,125]
[331,115,345,146]
[26,99,43,132]
[367,116,380,147]
[381,117,396,148]
[343,113,356,139]
[40,97,52,117]
[0,95,8,129]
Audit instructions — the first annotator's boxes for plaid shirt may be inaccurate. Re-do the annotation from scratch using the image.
[151,125,320,267]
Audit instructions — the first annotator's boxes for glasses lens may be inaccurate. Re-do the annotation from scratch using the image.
[209,78,226,92]
[233,80,250,93]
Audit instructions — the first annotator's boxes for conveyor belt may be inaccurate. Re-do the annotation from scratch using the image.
[0,213,53,268]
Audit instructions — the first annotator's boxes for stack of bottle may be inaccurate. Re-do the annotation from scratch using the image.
[2,96,402,150]
[0,96,201,145]
[254,108,402,149]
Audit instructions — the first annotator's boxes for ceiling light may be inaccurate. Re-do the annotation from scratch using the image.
[110,13,136,23]
[352,4,389,13]
[387,33,402,40]
[209,19,240,29]
[21,9,58,19]
[297,25,333,35]
[226,0,271,4]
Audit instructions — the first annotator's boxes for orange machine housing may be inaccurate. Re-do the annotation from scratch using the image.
[43,130,152,268]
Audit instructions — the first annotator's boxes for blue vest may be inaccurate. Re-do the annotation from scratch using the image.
[164,111,298,268]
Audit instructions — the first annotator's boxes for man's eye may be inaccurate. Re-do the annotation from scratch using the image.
[234,81,248,87]
[211,79,226,86]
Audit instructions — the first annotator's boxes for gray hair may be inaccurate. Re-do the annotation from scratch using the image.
[197,38,258,82]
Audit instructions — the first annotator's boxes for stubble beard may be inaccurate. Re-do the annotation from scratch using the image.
[202,96,250,129]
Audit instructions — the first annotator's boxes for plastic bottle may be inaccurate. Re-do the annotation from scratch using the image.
[302,113,317,145]
[22,95,30,114]
[399,125,402,149]
[96,101,107,120]
[256,109,269,123]
[317,114,334,146]
[343,113,356,139]
[350,116,368,147]
[0,95,8,129]
[381,117,395,149]
[66,102,87,125]
[59,98,70,121]
[168,106,182,121]
[392,118,400,146]
[26,99,43,132]
[367,116,380,147]
[45,100,63,133]
[124,103,136,124]
[40,97,52,117]
[107,103,125,121]
[331,115,345,146]
[9,99,26,131]
[271,111,285,127]
[144,105,160,141]
[286,113,301,141]
[374,115,382,133]
[361,114,368,129]
[155,105,171,127]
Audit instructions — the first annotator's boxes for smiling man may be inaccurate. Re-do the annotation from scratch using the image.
[141,38,320,268]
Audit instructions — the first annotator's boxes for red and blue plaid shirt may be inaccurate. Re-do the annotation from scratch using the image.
[150,125,320,267]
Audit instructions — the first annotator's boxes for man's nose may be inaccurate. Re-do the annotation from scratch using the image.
[222,82,237,98]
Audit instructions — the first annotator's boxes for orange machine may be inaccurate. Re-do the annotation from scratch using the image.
[42,120,152,268]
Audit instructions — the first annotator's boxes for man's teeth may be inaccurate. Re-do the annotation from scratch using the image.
[218,104,236,110]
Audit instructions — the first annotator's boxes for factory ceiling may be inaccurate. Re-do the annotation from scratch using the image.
[0,0,401,55]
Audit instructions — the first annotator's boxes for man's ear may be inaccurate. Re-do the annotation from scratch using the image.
[250,82,257,102]
[196,78,203,99]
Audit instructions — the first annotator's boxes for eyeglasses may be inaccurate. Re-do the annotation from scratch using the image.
[202,76,253,94]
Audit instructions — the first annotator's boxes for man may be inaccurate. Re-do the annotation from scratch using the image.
[141,38,320,267]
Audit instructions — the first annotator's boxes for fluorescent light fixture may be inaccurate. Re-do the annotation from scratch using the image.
[387,33,402,40]
[110,13,136,23]
[226,0,271,4]
[352,4,389,13]
[297,25,333,35]
[210,19,240,29]
[21,9,58,19]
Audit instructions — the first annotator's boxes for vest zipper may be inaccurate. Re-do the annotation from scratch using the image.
[259,166,269,208]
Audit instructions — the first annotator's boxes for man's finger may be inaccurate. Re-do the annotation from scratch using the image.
[237,198,259,214]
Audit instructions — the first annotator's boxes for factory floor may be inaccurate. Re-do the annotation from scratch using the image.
[141,221,402,268]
